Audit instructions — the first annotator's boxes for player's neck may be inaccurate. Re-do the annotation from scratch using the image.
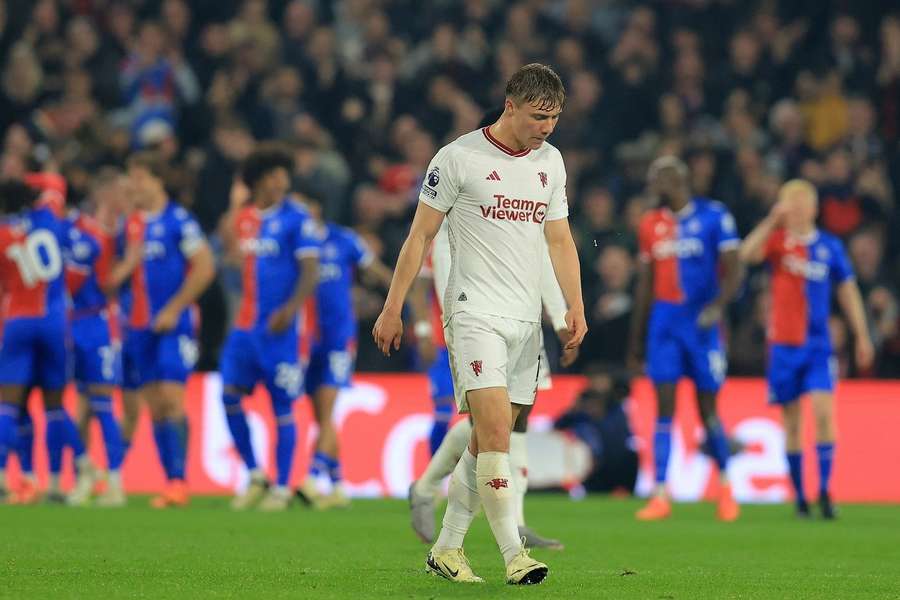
[487,120,527,153]
[787,224,816,240]
[142,193,167,215]
[252,194,282,213]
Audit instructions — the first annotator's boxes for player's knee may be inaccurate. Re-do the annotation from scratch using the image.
[475,422,510,452]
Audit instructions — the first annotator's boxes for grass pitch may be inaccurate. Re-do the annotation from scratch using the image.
[1,494,898,599]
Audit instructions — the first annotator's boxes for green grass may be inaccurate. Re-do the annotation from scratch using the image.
[2,495,899,599]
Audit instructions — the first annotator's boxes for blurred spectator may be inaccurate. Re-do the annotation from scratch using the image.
[554,365,639,494]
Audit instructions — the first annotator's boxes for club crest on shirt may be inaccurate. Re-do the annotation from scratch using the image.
[470,360,482,377]
[538,171,548,188]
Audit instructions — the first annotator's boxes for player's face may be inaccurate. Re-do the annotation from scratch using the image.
[256,167,290,208]
[127,166,164,211]
[509,100,561,150]
[648,167,684,208]
[784,191,818,232]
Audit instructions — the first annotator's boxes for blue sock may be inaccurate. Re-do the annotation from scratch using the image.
[90,396,124,471]
[816,443,834,497]
[429,403,453,455]
[152,421,172,480]
[328,456,342,484]
[17,409,33,474]
[275,411,296,488]
[62,410,85,459]
[223,392,257,470]
[653,417,673,484]
[0,403,20,471]
[786,451,806,505]
[706,419,731,473]
[166,419,187,481]
[46,408,68,475]
[309,450,329,479]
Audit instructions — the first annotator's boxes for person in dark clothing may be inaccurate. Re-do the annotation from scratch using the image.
[554,365,638,494]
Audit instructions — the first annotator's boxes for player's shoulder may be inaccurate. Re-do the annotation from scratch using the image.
[167,201,197,224]
[694,197,730,216]
[816,230,846,254]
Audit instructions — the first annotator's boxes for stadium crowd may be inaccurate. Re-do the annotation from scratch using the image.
[1,0,898,377]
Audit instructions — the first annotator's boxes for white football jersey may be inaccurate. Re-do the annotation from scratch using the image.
[419,127,569,323]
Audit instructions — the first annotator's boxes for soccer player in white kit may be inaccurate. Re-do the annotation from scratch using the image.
[408,219,575,549]
[373,64,587,585]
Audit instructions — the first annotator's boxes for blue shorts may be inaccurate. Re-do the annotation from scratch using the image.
[428,347,455,401]
[122,317,197,390]
[767,344,835,405]
[221,328,302,406]
[646,304,726,392]
[305,338,355,395]
[0,315,69,390]
[72,313,121,389]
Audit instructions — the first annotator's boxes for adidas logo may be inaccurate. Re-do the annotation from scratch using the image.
[485,170,501,181]
[458,292,467,301]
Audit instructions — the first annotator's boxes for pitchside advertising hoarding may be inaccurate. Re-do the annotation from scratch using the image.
[6,375,900,502]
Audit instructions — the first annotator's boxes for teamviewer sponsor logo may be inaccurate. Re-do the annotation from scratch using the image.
[480,194,548,224]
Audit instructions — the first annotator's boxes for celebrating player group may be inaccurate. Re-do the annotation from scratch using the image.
[0,62,874,585]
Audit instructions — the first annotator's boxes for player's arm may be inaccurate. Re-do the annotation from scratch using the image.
[372,202,445,355]
[218,177,250,267]
[408,273,438,365]
[837,278,876,372]
[627,256,653,370]
[267,255,319,333]
[543,217,587,350]
[360,258,394,290]
[698,208,745,328]
[153,240,216,332]
[739,203,786,265]
[540,245,577,366]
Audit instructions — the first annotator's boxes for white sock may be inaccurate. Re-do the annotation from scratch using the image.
[432,449,479,552]
[419,419,472,496]
[0,469,5,489]
[49,474,61,492]
[509,432,528,528]
[76,454,92,474]
[476,451,522,564]
[108,470,122,488]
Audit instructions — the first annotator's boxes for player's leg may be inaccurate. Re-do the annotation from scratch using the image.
[428,349,456,455]
[149,328,196,508]
[13,407,38,503]
[691,327,738,521]
[305,345,354,509]
[768,344,809,516]
[637,327,681,520]
[86,383,126,507]
[120,328,147,460]
[258,331,302,511]
[0,320,35,501]
[511,404,564,550]
[807,350,838,519]
[220,331,268,509]
[410,348,464,542]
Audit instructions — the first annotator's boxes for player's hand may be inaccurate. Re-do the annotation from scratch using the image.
[697,303,723,328]
[855,334,875,372]
[267,305,296,334]
[373,309,403,356]
[152,304,180,333]
[556,328,579,368]
[770,199,790,225]
[563,308,587,351]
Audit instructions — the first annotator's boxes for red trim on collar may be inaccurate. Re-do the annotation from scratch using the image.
[482,127,531,157]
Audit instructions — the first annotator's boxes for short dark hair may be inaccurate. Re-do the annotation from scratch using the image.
[241,143,295,189]
[126,151,167,181]
[0,179,39,214]
[505,63,566,111]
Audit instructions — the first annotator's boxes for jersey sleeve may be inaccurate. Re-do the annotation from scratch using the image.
[294,213,323,260]
[347,229,374,267]
[545,149,569,222]
[830,238,855,284]
[64,226,96,294]
[174,210,205,258]
[715,206,739,251]
[418,145,462,213]
[637,214,654,264]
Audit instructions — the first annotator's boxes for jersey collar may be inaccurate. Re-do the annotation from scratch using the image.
[482,127,531,157]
